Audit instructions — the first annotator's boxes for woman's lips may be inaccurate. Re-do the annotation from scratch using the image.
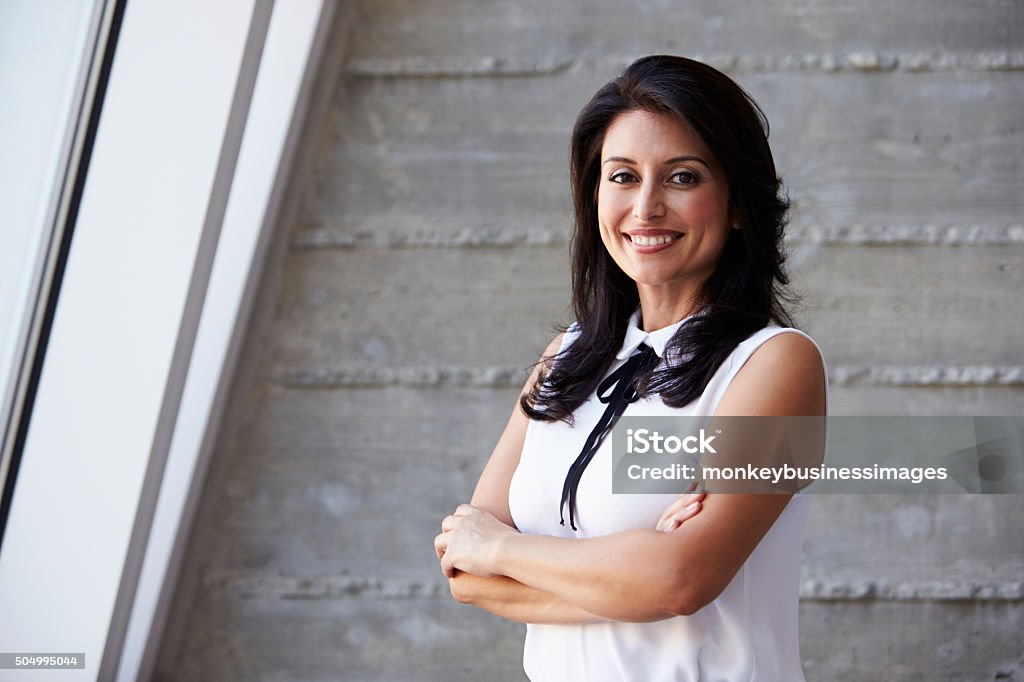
[623,231,683,252]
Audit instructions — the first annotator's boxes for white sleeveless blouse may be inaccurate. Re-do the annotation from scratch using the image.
[507,307,829,682]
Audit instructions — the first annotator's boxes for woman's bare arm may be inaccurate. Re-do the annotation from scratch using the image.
[447,573,607,624]
[444,332,610,623]
[438,332,826,622]
[465,332,564,527]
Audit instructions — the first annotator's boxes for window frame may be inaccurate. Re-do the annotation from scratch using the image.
[0,1,336,679]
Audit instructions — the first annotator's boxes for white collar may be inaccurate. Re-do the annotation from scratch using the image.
[615,306,698,360]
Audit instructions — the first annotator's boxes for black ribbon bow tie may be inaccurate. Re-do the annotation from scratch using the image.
[559,342,661,531]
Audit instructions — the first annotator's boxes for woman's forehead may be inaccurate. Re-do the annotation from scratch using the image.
[601,110,714,166]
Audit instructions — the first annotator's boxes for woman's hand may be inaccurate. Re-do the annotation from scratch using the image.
[435,504,520,579]
[654,488,705,532]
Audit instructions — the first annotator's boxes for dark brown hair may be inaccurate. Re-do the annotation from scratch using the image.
[521,55,797,423]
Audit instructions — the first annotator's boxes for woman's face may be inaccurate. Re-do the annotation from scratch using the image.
[597,109,735,305]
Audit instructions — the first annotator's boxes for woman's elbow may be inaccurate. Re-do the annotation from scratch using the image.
[659,574,721,617]
[660,590,700,617]
[667,595,712,617]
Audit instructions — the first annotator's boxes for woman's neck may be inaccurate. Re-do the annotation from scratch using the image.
[636,296,703,332]
[635,279,707,331]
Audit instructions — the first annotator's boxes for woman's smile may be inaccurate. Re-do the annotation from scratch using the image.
[622,229,684,251]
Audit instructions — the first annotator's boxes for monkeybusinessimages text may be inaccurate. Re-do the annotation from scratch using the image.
[624,428,950,485]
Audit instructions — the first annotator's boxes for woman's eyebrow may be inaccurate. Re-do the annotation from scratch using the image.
[602,155,711,169]
[666,155,711,169]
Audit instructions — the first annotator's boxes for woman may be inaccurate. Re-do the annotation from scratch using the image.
[434,55,827,681]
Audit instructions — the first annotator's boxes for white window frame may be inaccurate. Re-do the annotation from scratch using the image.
[0,1,335,680]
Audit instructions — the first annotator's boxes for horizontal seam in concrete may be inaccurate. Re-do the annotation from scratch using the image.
[290,224,1024,250]
[267,365,1024,389]
[830,366,1024,387]
[800,578,1024,602]
[346,55,573,78]
[202,572,448,599]
[199,571,1024,602]
[269,365,530,388]
[345,51,1024,78]
[290,226,568,249]
[787,224,1024,246]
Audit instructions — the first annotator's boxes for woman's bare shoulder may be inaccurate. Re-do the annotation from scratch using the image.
[717,331,826,417]
[528,331,567,386]
[543,331,567,357]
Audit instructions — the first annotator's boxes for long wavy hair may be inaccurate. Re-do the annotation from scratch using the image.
[521,55,798,424]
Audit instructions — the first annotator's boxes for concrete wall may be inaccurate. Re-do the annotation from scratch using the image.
[155,1,1024,679]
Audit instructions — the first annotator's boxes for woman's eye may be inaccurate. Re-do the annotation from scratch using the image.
[609,170,638,184]
[671,170,699,185]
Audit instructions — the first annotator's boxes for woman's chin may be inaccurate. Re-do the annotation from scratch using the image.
[623,269,690,289]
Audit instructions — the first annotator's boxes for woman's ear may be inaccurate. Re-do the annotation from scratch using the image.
[729,205,741,230]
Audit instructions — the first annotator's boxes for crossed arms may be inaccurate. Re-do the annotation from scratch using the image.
[434,331,825,624]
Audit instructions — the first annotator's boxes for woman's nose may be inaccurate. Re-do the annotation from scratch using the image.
[632,182,666,222]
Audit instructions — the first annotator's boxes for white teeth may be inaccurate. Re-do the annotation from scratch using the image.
[629,234,678,246]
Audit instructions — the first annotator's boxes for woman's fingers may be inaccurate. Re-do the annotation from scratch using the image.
[437,503,514,579]
[440,550,457,578]
[453,503,475,517]
[655,491,705,528]
[655,491,706,531]
[660,500,702,532]
[434,532,448,562]
[435,506,474,570]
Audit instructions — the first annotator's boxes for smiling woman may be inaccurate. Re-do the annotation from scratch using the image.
[435,55,827,682]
